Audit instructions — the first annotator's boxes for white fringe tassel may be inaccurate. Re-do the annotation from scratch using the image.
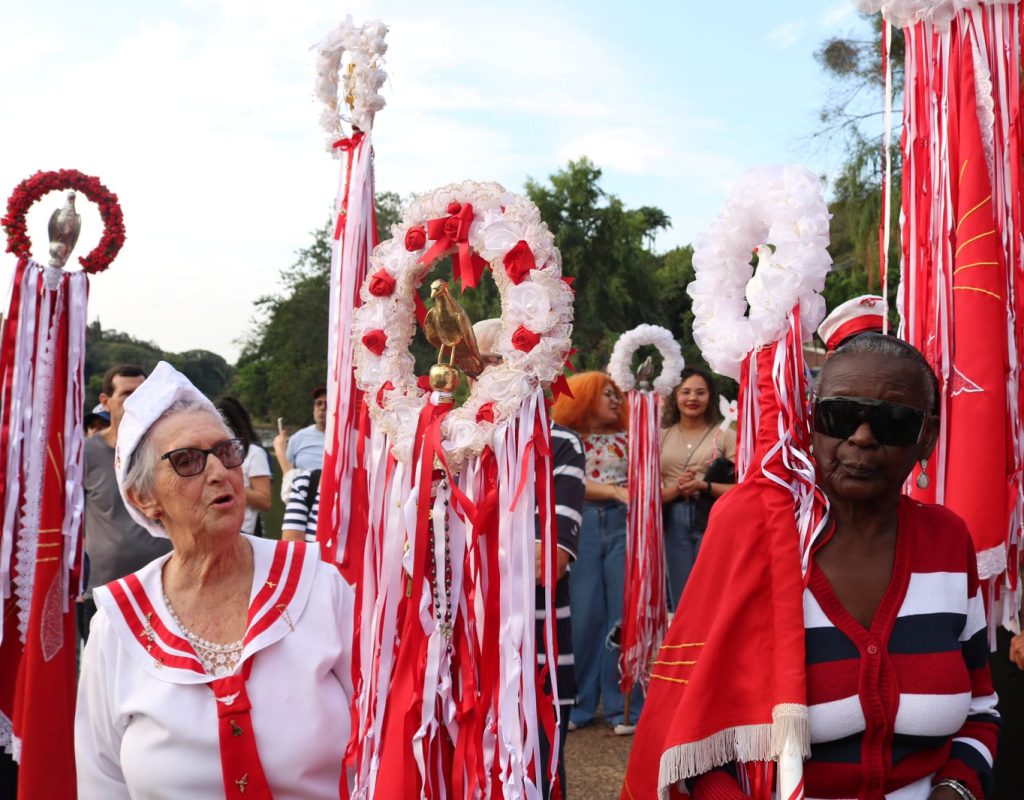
[656,704,810,800]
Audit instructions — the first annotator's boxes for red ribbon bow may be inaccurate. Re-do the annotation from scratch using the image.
[331,130,365,152]
[420,202,488,290]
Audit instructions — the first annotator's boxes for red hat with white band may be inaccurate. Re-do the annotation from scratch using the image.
[817,294,886,352]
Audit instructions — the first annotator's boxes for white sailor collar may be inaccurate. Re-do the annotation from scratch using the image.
[93,535,322,684]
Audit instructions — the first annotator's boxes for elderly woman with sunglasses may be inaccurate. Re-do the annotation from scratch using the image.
[75,363,354,799]
[671,335,999,800]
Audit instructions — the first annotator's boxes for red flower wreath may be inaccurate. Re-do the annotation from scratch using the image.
[2,169,125,274]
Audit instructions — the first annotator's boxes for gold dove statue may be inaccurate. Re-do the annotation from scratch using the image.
[423,279,499,391]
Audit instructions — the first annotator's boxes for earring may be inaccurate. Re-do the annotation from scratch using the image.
[153,510,162,520]
[916,459,929,490]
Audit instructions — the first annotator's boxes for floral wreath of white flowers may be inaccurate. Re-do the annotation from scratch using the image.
[853,0,1004,29]
[314,16,388,155]
[607,325,685,397]
[352,180,575,467]
[688,165,832,381]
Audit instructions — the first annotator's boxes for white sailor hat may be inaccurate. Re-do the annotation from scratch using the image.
[115,361,218,538]
[817,295,886,352]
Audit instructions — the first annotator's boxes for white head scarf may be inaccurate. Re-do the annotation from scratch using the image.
[114,361,219,538]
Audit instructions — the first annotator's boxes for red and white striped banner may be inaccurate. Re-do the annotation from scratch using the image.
[316,131,377,568]
[0,257,87,799]
[894,4,1024,625]
[618,389,667,698]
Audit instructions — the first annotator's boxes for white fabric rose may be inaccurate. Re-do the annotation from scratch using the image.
[506,282,555,332]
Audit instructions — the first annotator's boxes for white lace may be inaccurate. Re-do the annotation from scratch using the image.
[162,594,243,677]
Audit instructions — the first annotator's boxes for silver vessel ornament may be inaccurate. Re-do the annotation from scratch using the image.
[47,192,82,269]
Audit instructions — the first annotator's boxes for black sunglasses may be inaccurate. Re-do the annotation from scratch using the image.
[813,396,925,447]
[161,438,246,478]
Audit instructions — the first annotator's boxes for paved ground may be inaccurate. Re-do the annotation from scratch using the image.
[564,715,632,799]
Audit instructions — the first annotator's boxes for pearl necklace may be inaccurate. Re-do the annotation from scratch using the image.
[163,592,244,677]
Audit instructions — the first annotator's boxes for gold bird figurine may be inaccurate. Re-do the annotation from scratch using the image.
[422,279,499,379]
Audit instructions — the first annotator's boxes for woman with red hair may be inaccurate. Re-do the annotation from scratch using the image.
[551,371,643,734]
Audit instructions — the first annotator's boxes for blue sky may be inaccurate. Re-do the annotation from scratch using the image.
[0,0,877,361]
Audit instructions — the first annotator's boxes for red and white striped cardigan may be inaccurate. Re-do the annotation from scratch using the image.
[694,498,999,800]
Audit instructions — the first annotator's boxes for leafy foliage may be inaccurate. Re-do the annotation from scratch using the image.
[84,320,232,406]
[233,192,404,424]
[525,158,670,370]
[232,161,756,422]
[814,15,903,325]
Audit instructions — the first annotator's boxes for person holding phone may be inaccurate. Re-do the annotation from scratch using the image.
[273,386,327,502]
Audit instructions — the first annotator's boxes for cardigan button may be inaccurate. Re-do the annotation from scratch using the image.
[866,644,879,655]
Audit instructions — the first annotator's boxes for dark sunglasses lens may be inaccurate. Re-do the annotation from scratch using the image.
[867,405,923,446]
[214,439,245,468]
[815,399,923,446]
[169,449,206,476]
[814,400,861,440]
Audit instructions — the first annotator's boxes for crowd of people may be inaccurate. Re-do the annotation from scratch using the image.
[0,292,1012,799]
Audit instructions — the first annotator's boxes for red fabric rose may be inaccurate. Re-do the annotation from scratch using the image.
[511,325,541,352]
[442,215,464,241]
[476,403,495,423]
[362,329,387,356]
[446,202,462,214]
[367,270,396,297]
[404,226,427,251]
[417,375,433,393]
[503,240,536,285]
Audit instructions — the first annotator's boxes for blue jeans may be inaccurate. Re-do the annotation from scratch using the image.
[664,500,703,612]
[569,500,644,726]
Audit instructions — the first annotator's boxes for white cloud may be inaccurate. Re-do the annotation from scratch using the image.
[0,0,830,360]
[821,3,856,26]
[767,20,806,48]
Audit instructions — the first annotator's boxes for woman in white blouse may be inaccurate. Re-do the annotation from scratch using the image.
[75,362,354,799]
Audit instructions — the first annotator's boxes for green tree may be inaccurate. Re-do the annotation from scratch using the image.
[815,15,904,320]
[234,191,404,424]
[524,158,670,370]
[84,321,232,407]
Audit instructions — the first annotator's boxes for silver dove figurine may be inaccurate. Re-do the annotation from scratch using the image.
[48,192,82,269]
[636,355,655,391]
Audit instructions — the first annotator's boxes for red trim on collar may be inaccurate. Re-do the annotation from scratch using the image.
[108,577,205,674]
[245,541,307,646]
[245,540,290,629]
[107,540,308,674]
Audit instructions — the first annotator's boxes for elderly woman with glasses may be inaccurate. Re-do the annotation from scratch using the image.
[75,362,354,799]
[626,335,999,800]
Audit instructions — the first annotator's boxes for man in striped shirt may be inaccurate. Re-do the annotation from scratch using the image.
[281,469,320,543]
[537,422,586,798]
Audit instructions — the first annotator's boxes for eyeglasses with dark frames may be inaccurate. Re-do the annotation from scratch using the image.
[161,438,246,478]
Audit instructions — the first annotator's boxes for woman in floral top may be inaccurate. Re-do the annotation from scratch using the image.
[552,371,643,734]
